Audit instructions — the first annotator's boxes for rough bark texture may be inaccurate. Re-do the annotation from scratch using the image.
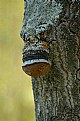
[20,0,80,121]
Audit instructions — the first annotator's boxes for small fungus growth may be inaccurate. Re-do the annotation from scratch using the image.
[22,36,51,77]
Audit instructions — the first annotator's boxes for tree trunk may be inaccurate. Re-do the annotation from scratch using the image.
[20,0,80,121]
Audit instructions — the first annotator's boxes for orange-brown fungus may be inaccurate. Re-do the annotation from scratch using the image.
[22,62,51,77]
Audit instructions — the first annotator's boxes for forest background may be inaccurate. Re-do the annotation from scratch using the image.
[0,0,35,121]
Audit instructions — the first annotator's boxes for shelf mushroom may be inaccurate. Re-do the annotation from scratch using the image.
[22,40,51,77]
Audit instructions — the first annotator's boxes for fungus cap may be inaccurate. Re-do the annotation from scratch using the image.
[22,59,51,77]
[22,40,51,77]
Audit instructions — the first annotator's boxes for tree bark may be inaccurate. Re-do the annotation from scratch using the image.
[20,0,80,121]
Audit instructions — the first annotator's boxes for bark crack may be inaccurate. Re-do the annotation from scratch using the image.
[76,33,80,97]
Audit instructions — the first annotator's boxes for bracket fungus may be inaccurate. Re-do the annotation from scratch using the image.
[22,37,51,77]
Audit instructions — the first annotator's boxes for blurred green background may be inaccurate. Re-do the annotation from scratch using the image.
[0,0,35,121]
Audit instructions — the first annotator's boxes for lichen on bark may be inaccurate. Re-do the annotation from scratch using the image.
[20,0,62,41]
[20,0,80,121]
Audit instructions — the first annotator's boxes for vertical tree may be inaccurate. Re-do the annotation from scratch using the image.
[20,0,80,121]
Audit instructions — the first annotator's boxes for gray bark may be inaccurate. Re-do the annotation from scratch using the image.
[20,0,80,121]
